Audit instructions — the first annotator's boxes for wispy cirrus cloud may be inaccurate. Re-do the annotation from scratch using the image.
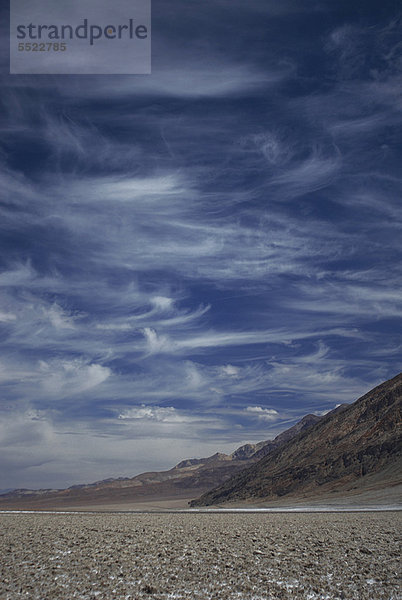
[0,2,401,489]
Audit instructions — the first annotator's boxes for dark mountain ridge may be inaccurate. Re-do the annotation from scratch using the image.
[190,373,402,506]
[0,413,322,509]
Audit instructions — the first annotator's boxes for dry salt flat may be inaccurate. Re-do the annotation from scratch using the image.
[0,511,400,599]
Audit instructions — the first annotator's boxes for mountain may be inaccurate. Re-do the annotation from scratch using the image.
[0,414,321,510]
[190,373,402,507]
[251,413,321,460]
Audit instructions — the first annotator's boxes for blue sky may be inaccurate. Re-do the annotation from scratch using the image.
[0,0,401,489]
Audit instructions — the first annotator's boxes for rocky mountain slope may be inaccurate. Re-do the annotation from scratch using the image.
[190,373,402,507]
[0,414,320,510]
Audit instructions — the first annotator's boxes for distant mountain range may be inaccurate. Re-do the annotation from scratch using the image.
[1,374,400,510]
[190,373,402,507]
[0,414,321,510]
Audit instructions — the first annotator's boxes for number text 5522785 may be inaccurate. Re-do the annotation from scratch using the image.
[18,43,67,51]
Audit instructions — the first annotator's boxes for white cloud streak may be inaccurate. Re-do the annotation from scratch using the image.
[245,406,279,422]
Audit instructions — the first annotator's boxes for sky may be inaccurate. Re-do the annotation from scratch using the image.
[0,0,401,490]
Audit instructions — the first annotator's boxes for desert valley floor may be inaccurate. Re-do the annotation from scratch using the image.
[0,511,400,599]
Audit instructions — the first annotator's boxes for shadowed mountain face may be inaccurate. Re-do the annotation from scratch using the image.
[190,374,402,507]
[0,415,321,510]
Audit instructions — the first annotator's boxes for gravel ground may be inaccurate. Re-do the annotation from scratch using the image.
[0,511,400,599]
